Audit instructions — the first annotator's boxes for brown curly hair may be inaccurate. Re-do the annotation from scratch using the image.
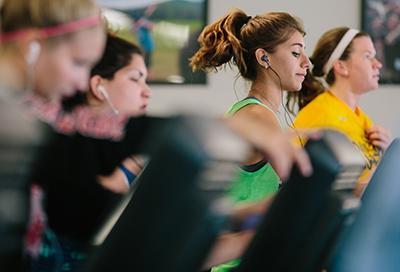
[190,8,305,81]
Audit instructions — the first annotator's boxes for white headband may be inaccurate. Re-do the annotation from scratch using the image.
[322,28,360,76]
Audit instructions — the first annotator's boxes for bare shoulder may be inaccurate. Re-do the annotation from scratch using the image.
[233,103,280,129]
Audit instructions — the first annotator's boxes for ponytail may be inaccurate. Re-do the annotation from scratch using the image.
[191,9,304,81]
[190,8,249,74]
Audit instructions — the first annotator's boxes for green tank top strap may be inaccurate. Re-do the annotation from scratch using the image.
[225,97,279,122]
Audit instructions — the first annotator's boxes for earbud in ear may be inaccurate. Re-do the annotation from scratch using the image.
[261,55,270,65]
[26,41,41,65]
[97,85,109,98]
[97,85,119,115]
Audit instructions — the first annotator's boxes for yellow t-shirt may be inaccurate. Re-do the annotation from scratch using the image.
[294,91,380,182]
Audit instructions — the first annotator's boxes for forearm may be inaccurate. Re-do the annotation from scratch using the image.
[202,230,254,269]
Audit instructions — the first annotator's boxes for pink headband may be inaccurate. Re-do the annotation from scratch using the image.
[0,14,102,42]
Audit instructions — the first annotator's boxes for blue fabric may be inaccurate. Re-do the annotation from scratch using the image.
[137,27,154,52]
[119,164,136,186]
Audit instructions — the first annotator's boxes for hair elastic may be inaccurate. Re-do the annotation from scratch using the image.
[322,28,359,76]
[0,14,102,42]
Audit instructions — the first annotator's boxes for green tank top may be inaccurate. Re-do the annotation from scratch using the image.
[212,98,280,272]
[226,97,280,201]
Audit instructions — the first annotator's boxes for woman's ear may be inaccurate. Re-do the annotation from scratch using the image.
[89,75,106,101]
[255,48,270,68]
[17,30,43,66]
[333,60,349,77]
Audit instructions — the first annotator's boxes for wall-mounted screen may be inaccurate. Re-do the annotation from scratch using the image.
[97,0,208,85]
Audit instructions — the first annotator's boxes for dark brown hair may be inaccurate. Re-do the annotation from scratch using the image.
[190,8,305,81]
[286,27,369,113]
[90,33,143,79]
[63,33,143,110]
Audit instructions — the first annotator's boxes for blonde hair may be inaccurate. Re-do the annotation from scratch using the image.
[0,0,100,40]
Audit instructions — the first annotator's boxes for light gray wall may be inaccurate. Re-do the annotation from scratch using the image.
[148,0,400,137]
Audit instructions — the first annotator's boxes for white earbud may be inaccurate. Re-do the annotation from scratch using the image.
[26,41,41,65]
[97,85,108,98]
[97,85,119,115]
